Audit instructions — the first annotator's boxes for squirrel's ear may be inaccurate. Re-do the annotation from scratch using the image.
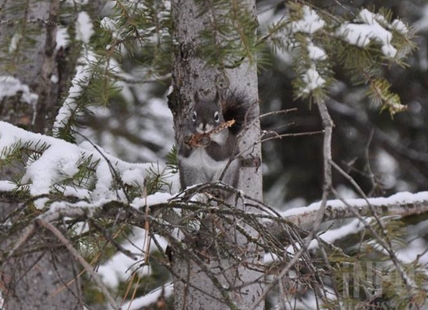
[194,91,200,103]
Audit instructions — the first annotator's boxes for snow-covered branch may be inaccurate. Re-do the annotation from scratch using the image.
[0,121,175,207]
[280,191,428,227]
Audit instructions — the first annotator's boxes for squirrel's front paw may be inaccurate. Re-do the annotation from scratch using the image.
[185,133,211,148]
[200,135,211,146]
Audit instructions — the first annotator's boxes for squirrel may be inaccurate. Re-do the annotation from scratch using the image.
[178,89,252,192]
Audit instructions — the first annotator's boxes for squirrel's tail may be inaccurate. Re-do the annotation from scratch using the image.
[219,89,253,135]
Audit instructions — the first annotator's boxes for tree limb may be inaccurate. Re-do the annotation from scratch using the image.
[279,191,428,227]
[36,219,120,310]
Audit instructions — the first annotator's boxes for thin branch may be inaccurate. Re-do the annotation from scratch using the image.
[89,220,139,260]
[3,224,36,262]
[259,108,298,119]
[73,131,131,203]
[316,97,334,199]
[37,219,120,310]
[249,228,315,310]
[331,189,418,296]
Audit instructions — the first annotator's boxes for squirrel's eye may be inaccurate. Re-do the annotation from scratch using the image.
[192,111,197,122]
[214,111,220,122]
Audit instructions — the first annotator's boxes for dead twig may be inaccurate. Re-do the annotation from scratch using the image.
[37,219,120,310]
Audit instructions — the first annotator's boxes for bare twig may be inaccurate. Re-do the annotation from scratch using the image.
[37,219,120,310]
[315,97,334,227]
[73,131,132,203]
[3,224,36,262]
[259,108,298,118]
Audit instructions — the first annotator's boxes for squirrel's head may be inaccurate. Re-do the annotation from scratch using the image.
[192,91,225,134]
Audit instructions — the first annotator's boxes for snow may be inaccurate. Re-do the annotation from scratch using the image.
[97,228,149,288]
[22,142,81,196]
[309,219,364,249]
[396,237,428,264]
[289,6,325,35]
[336,9,399,58]
[56,27,70,50]
[282,191,428,218]
[9,33,22,53]
[0,180,16,192]
[307,41,327,61]
[53,51,96,135]
[100,17,118,35]
[76,12,94,43]
[301,66,325,93]
[131,192,173,209]
[391,19,408,35]
[375,150,398,189]
[0,76,38,105]
[121,282,173,310]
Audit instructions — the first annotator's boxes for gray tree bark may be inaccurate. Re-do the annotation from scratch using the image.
[169,0,264,309]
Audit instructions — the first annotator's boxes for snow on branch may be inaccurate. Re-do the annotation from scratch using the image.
[280,191,428,227]
[52,51,96,136]
[336,9,408,58]
[0,121,172,207]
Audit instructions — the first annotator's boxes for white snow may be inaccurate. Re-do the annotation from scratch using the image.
[391,19,408,35]
[131,192,173,209]
[9,33,22,53]
[282,191,428,218]
[375,150,398,189]
[53,51,96,135]
[289,6,325,35]
[121,282,173,310]
[309,219,365,249]
[301,66,325,93]
[100,17,117,33]
[396,237,428,264]
[56,27,70,50]
[76,12,94,44]
[307,41,327,61]
[22,143,81,196]
[0,180,17,192]
[0,76,38,105]
[336,9,399,58]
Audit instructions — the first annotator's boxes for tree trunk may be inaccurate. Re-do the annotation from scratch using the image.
[169,0,264,309]
[0,1,83,309]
